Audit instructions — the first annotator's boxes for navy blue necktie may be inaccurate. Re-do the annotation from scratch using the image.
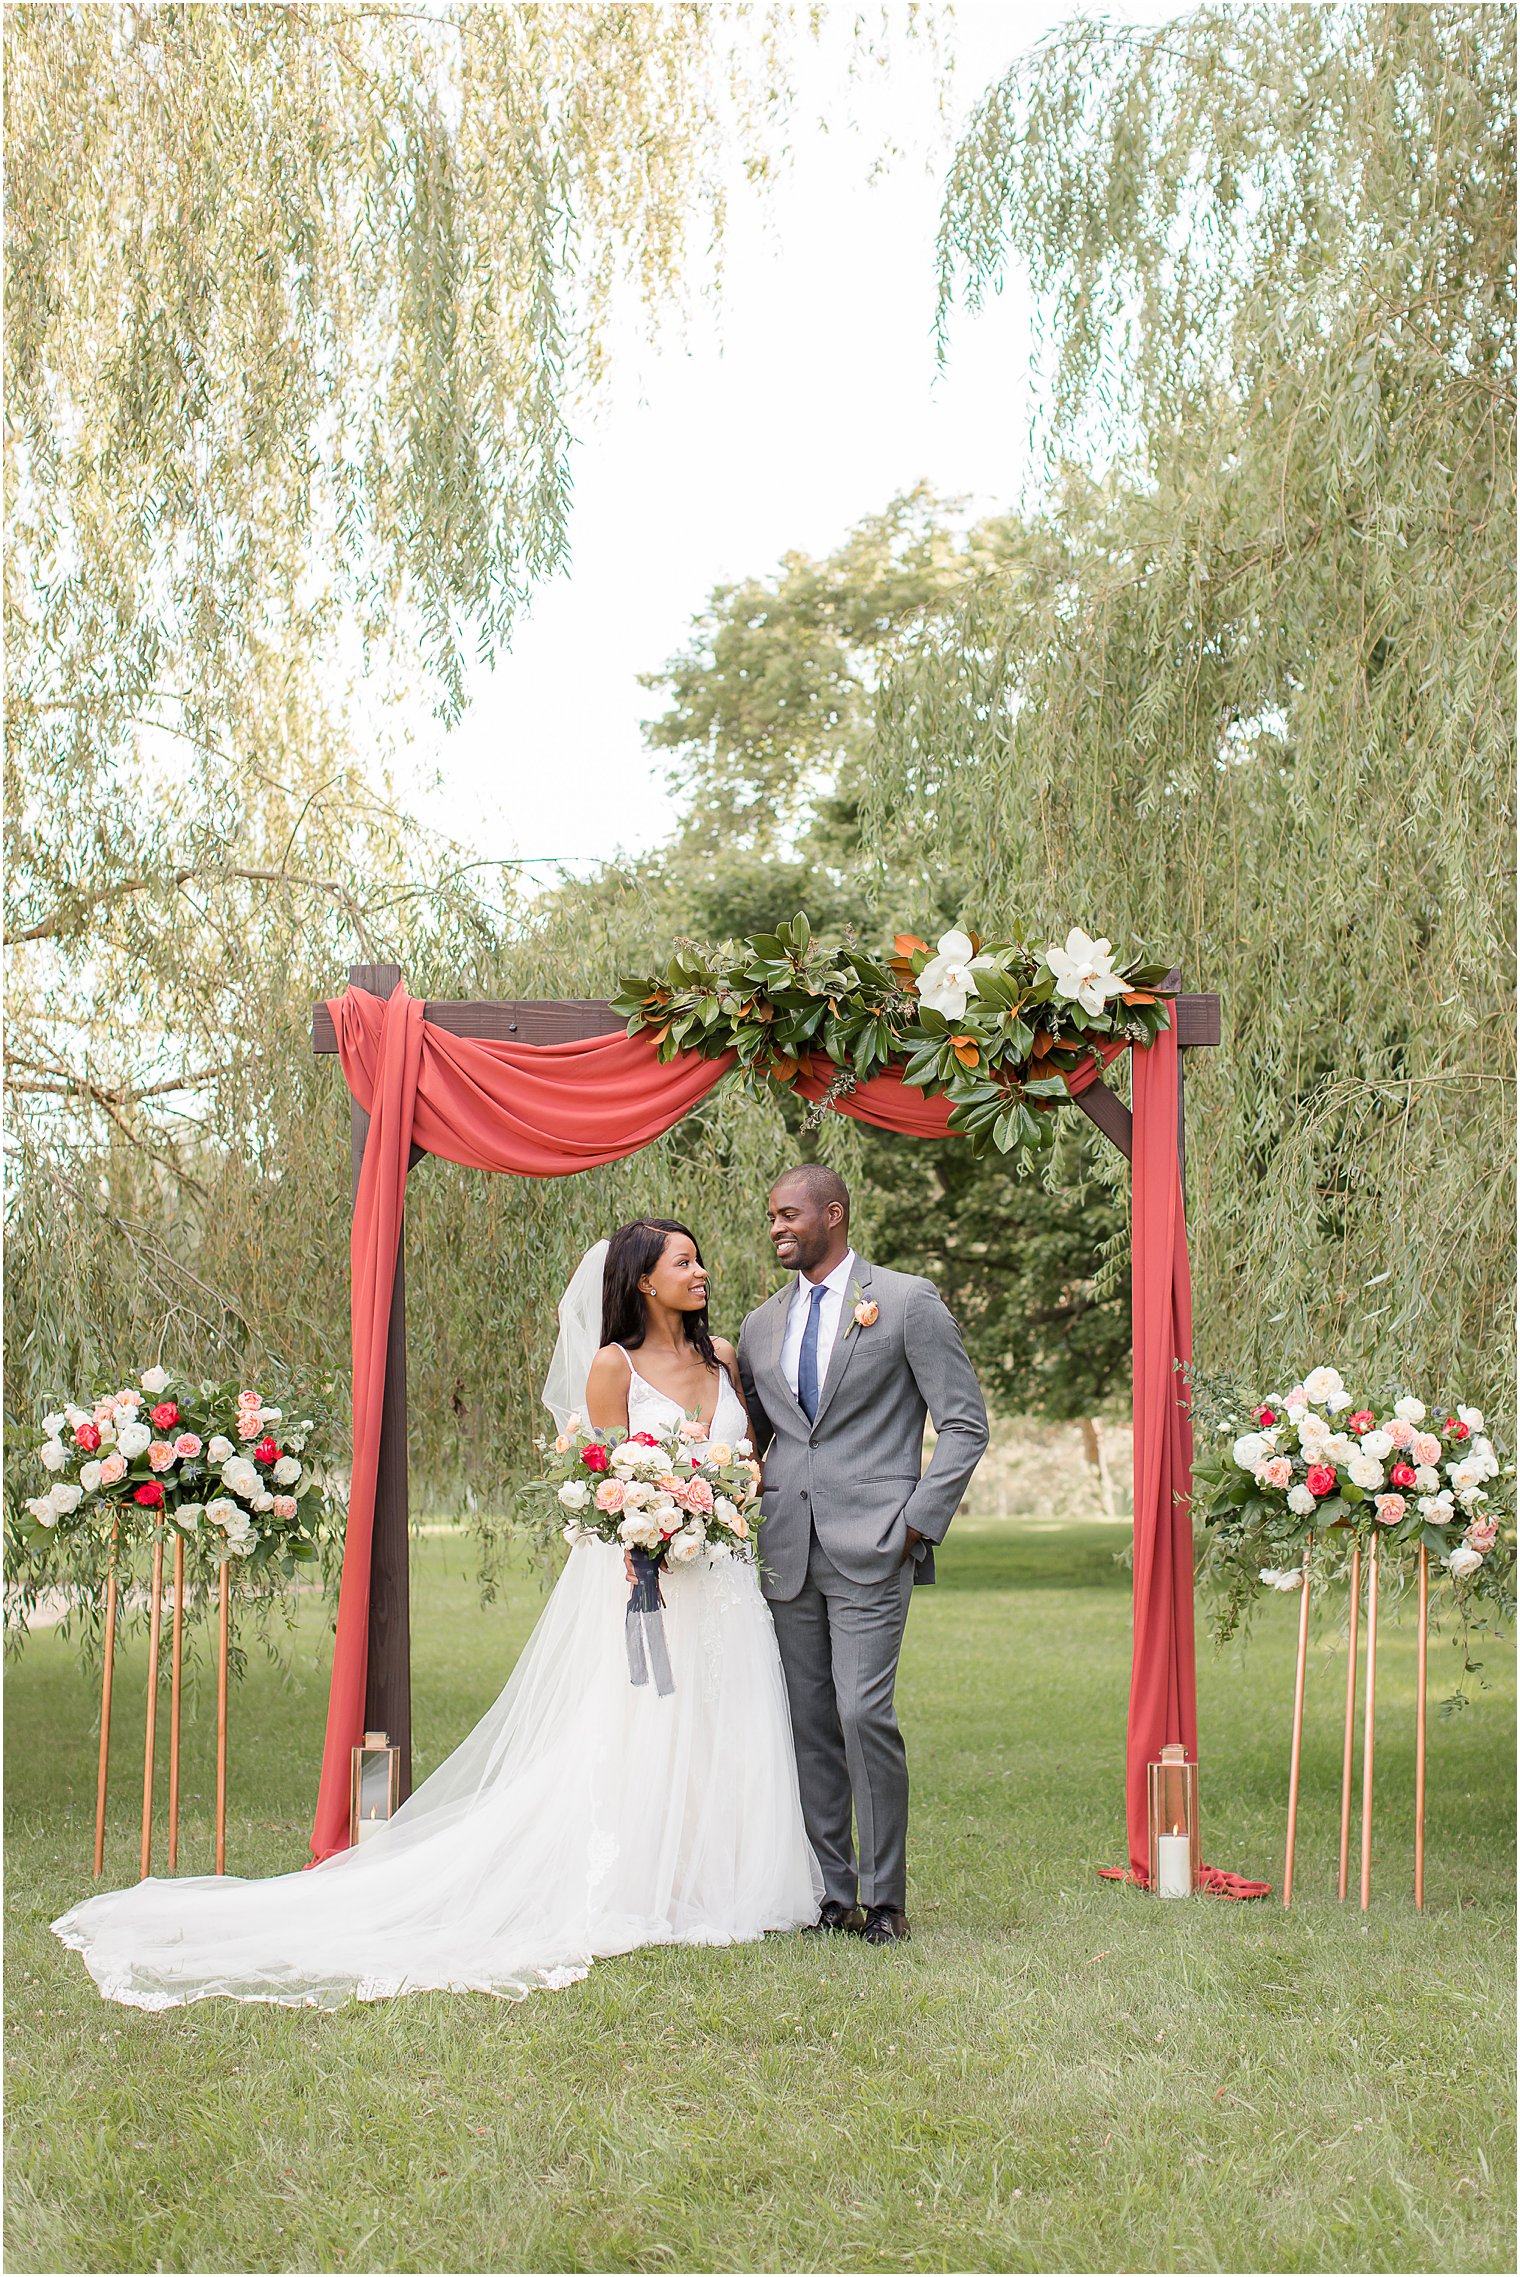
[797,1281,827,1422]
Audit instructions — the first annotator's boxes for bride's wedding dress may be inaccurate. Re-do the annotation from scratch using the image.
[53,1363,821,2009]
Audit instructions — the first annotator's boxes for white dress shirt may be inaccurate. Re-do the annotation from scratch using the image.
[780,1249,857,1400]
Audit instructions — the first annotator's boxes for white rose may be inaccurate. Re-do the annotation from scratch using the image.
[1286,1484,1317,1516]
[41,1410,67,1438]
[563,1411,582,1434]
[1321,1433,1353,1464]
[79,1460,103,1493]
[25,1494,58,1526]
[252,1491,274,1512]
[1258,1567,1303,1592]
[1325,1391,1352,1414]
[225,1527,259,1558]
[1472,1440,1499,1479]
[96,1421,117,1449]
[139,1367,170,1396]
[1041,926,1129,1018]
[257,1406,282,1424]
[734,1438,753,1457]
[714,1496,740,1525]
[622,1482,653,1509]
[1415,1466,1440,1493]
[610,1440,642,1468]
[1449,1459,1483,1492]
[1347,1455,1384,1491]
[221,1457,259,1499]
[1360,1429,1393,1460]
[1286,1402,1309,1426]
[918,928,999,1021]
[176,1504,203,1530]
[1457,1405,1485,1432]
[557,1480,590,1510]
[116,1422,151,1460]
[207,1435,235,1462]
[1444,1544,1483,1577]
[1232,1433,1270,1470]
[204,1497,241,1530]
[667,1526,704,1564]
[1417,1491,1455,1521]
[1303,1367,1344,1404]
[39,1439,68,1473]
[272,1456,302,1486]
[1394,1396,1426,1424]
[64,1404,90,1430]
[1457,1485,1486,1512]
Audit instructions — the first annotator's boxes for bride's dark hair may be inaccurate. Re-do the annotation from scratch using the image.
[601,1219,719,1370]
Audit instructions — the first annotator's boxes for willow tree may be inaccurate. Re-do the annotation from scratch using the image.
[864,2,1515,1414]
[2,4,923,1567]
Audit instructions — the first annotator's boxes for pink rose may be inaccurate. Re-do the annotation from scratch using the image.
[1257,1457,1293,1490]
[1411,1432,1442,1467]
[1347,1410,1375,1434]
[594,1479,627,1514]
[147,1440,176,1472]
[271,1494,298,1520]
[237,1414,263,1441]
[1386,1419,1415,1450]
[1466,1518,1498,1550]
[683,1477,715,1515]
[173,1432,202,1459]
[1373,1494,1406,1525]
[74,1421,101,1451]
[1390,1462,1418,1490]
[98,1452,128,1486]
[677,1417,706,1441]
[114,1389,141,1413]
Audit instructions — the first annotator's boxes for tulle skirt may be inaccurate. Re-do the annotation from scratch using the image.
[53,1539,822,2009]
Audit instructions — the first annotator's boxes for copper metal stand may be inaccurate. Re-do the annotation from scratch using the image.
[167,1534,185,1870]
[1282,1535,1313,1909]
[1337,1537,1362,1901]
[1359,1534,1379,1911]
[139,1531,165,1879]
[1414,1545,1429,1910]
[93,1520,121,1879]
[216,1562,230,1874]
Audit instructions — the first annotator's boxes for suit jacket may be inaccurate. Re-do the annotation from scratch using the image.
[737,1256,989,1602]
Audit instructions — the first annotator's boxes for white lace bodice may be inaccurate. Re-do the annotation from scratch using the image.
[619,1347,748,1452]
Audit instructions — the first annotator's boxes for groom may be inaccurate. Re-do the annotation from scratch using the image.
[738,1165,988,1945]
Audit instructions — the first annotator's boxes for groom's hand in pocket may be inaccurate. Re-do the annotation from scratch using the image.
[901,1526,924,1566]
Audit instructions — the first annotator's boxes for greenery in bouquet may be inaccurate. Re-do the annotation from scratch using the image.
[613,914,1174,1169]
[1193,1363,1514,1694]
[523,1412,763,1570]
[5,1365,345,1658]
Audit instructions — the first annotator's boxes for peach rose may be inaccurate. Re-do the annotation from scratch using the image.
[271,1494,298,1520]
[594,1478,627,1514]
[173,1432,203,1459]
[853,1299,879,1328]
[656,1473,684,1496]
[683,1477,715,1515]
[1411,1432,1442,1468]
[1385,1418,1415,1450]
[147,1441,176,1471]
[677,1417,706,1441]
[1257,1457,1293,1489]
[236,1414,263,1441]
[98,1452,128,1486]
[1373,1494,1407,1525]
[707,1442,733,1466]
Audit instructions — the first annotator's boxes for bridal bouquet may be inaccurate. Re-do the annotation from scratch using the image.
[1194,1364,1514,1633]
[539,1417,764,1696]
[15,1368,328,1578]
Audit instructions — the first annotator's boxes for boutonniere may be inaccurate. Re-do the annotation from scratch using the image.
[847,1279,879,1332]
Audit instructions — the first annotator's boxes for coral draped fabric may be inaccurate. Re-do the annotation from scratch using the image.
[312,984,1195,1876]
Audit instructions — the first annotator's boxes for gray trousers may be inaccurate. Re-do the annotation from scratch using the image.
[769,1530,915,1911]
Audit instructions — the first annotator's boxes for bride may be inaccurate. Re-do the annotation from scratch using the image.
[53,1218,822,2009]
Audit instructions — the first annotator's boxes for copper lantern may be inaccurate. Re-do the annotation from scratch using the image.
[350,1729,400,1845]
[1148,1743,1200,1896]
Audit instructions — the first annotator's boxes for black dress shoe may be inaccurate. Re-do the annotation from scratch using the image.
[861,1905,910,1945]
[803,1900,864,1935]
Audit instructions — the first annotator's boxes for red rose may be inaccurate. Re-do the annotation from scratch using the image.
[253,1435,280,1466]
[150,1401,180,1430]
[1257,1407,1277,1428]
[74,1422,101,1451]
[581,1444,609,1472]
[1305,1464,1338,1497]
[1390,1461,1418,1489]
[1348,1411,1375,1434]
[630,1432,660,1447]
[1447,1419,1470,1441]
[133,1480,165,1508]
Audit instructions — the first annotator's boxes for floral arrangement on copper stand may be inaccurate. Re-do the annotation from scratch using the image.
[1194,1366,1514,1912]
[12,1369,337,1881]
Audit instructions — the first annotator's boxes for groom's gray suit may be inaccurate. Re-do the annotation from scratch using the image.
[738,1257,988,1914]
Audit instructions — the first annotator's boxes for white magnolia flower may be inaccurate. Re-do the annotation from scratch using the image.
[1445,1544,1484,1578]
[1360,1429,1394,1460]
[41,1411,67,1438]
[1415,1466,1440,1493]
[25,1495,58,1527]
[176,1504,203,1530]
[139,1367,170,1396]
[38,1439,68,1473]
[272,1456,302,1486]
[1457,1405,1485,1433]
[207,1435,235,1462]
[116,1421,152,1460]
[1232,1432,1270,1470]
[204,1497,241,1530]
[1286,1484,1317,1516]
[1042,926,1130,1018]
[1394,1395,1427,1424]
[557,1480,590,1510]
[1347,1455,1385,1492]
[1259,1566,1304,1592]
[79,1460,103,1494]
[1303,1366,1344,1405]
[916,929,998,1022]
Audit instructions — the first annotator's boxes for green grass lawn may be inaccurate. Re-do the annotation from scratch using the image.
[6,1517,1514,2274]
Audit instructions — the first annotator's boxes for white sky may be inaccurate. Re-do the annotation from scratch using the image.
[397,1,1176,875]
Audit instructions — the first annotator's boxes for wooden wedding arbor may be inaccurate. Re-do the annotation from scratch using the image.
[312,960,1221,1804]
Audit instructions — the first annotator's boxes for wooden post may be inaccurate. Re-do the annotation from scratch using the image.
[347,962,414,1802]
[167,1532,185,1870]
[1360,1535,1379,1910]
[1282,1536,1313,1909]
[1414,1545,1429,1910]
[93,1520,121,1878]
[1337,1537,1362,1901]
[216,1562,229,1874]
[140,1530,165,1879]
